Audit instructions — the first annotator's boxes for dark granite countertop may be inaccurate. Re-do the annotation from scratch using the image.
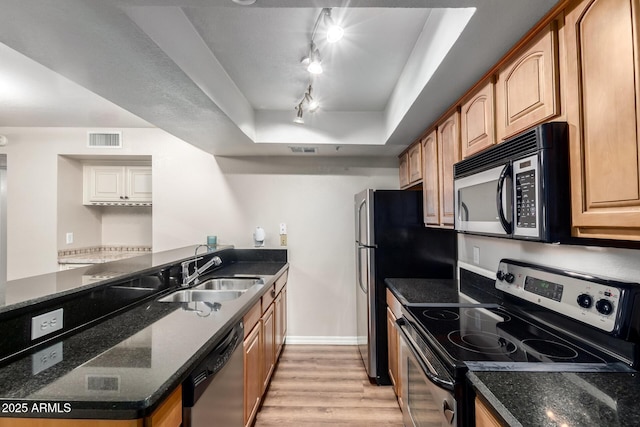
[0,250,288,419]
[1,245,233,314]
[385,277,475,305]
[468,370,640,426]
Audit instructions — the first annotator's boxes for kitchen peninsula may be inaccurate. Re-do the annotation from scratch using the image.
[0,245,288,426]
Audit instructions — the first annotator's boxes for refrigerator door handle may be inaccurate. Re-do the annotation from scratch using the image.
[356,197,367,244]
[357,246,368,294]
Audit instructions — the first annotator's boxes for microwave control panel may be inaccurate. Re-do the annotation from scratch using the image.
[495,260,621,333]
[513,154,540,238]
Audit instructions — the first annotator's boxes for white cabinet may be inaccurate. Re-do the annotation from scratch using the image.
[83,164,152,206]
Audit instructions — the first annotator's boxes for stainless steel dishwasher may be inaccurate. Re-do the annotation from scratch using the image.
[183,321,244,427]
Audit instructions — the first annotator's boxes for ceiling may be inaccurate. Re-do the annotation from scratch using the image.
[0,0,558,157]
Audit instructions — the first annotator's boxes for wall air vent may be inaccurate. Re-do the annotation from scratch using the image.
[88,132,122,148]
[289,146,317,154]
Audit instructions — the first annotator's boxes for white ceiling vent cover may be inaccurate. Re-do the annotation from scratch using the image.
[289,146,317,154]
[88,132,122,148]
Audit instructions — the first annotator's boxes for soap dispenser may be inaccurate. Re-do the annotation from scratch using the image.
[253,226,265,247]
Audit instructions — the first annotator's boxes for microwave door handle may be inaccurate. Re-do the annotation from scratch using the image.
[496,163,513,234]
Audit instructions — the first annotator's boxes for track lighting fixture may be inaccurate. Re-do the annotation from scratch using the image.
[293,84,320,124]
[294,8,343,122]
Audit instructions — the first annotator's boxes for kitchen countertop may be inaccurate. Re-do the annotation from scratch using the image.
[0,248,288,419]
[1,245,235,314]
[468,370,640,427]
[385,277,471,305]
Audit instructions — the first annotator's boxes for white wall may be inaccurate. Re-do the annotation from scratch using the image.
[459,234,640,283]
[0,127,399,342]
[101,206,152,247]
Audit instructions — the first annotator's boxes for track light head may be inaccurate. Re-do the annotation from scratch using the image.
[324,9,344,43]
[294,103,304,124]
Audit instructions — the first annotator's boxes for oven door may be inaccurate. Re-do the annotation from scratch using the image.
[454,164,512,237]
[397,318,457,427]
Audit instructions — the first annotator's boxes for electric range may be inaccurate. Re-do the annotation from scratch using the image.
[397,260,640,427]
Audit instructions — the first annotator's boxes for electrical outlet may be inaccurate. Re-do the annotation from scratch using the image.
[32,342,63,375]
[66,232,73,244]
[473,246,480,264]
[280,234,287,246]
[31,308,64,340]
[279,223,287,234]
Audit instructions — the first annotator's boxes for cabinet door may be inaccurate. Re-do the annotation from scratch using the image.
[275,286,287,359]
[496,22,559,140]
[475,397,503,427]
[437,111,460,227]
[243,322,262,427]
[461,79,496,158]
[88,166,126,202]
[262,303,275,393]
[399,153,409,188]
[126,166,152,202]
[565,0,640,239]
[386,307,400,398]
[422,130,440,225]
[407,143,423,184]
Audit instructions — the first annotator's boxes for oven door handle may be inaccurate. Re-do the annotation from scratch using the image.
[396,318,455,392]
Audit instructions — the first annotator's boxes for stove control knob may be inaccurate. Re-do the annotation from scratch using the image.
[496,271,505,281]
[577,294,593,309]
[596,299,614,316]
[504,273,515,284]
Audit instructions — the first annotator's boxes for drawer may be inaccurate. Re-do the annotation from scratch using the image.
[262,284,276,313]
[386,289,402,319]
[243,301,261,338]
[275,269,288,295]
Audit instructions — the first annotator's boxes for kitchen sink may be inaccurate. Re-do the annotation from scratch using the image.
[158,289,245,303]
[193,277,264,291]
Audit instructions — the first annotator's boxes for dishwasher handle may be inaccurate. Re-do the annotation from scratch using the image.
[183,322,244,407]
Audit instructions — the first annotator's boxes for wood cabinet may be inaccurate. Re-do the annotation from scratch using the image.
[83,164,152,206]
[565,0,640,240]
[386,289,402,402]
[243,315,262,427]
[475,397,504,427]
[423,111,460,227]
[243,269,288,427]
[261,302,275,393]
[495,22,559,141]
[422,130,439,225]
[461,78,496,158]
[0,385,181,427]
[399,142,423,189]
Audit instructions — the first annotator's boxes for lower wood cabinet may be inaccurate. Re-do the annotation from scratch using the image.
[475,397,504,427]
[386,289,402,403]
[243,270,288,427]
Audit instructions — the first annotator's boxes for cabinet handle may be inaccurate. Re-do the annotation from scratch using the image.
[271,289,276,298]
[124,196,129,199]
[119,196,124,200]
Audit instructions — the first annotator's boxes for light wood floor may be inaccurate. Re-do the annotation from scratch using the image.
[254,345,404,427]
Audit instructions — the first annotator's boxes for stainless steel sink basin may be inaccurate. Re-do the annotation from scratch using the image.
[158,289,245,303]
[193,277,264,291]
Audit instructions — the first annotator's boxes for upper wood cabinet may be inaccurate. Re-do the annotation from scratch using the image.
[437,111,461,227]
[399,142,423,189]
[495,22,560,141]
[461,78,496,159]
[422,130,439,225]
[422,110,461,228]
[565,0,640,240]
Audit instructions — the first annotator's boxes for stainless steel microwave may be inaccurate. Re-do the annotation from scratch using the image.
[453,122,570,242]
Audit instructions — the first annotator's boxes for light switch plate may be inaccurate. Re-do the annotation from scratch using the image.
[66,232,73,244]
[31,308,64,340]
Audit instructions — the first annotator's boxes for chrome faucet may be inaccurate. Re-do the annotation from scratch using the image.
[181,244,222,287]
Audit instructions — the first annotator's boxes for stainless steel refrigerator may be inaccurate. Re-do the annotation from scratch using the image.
[355,189,456,384]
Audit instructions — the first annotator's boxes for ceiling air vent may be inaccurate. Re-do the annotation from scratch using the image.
[289,146,317,154]
[87,132,122,148]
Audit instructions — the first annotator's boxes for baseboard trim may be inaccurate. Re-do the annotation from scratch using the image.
[285,336,358,345]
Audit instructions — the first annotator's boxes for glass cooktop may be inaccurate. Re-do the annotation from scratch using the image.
[405,306,619,367]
